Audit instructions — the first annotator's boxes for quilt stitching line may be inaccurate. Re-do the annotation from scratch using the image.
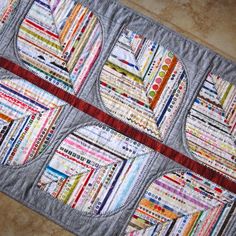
[0,104,70,170]
[119,167,188,235]
[0,56,235,194]
[38,123,156,215]
[181,73,235,182]
[124,170,236,235]
[14,0,103,95]
[97,27,189,143]
[0,0,20,36]
[0,71,67,166]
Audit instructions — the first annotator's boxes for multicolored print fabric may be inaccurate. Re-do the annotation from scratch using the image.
[17,0,102,94]
[0,0,235,235]
[186,73,236,180]
[100,29,187,140]
[126,171,236,236]
[0,0,19,33]
[0,77,64,165]
[38,124,153,214]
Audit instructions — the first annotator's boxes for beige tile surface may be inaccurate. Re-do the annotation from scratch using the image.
[121,0,236,62]
[0,0,235,236]
[0,193,73,236]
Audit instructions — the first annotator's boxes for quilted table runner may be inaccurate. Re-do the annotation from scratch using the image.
[0,0,235,235]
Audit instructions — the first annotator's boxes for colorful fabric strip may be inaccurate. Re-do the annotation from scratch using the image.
[17,0,102,94]
[0,0,19,33]
[126,171,236,236]
[0,57,235,193]
[100,29,187,141]
[186,73,236,180]
[38,125,152,214]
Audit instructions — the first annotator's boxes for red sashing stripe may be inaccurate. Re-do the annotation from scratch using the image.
[0,57,235,193]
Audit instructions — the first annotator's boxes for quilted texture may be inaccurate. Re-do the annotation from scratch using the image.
[0,0,235,236]
[0,0,19,33]
[100,29,187,140]
[126,171,236,235]
[186,73,236,180]
[38,124,153,214]
[0,77,64,165]
[17,0,102,94]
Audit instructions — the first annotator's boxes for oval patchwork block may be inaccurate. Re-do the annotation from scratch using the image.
[37,124,154,214]
[0,77,65,165]
[125,171,236,236]
[17,0,102,94]
[185,73,236,180]
[99,28,187,141]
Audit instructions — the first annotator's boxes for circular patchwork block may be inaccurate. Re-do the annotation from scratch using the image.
[37,124,154,214]
[100,28,187,141]
[126,170,236,235]
[17,0,103,94]
[185,73,236,180]
[0,77,65,165]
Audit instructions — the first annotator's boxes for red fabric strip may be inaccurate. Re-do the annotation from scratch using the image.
[0,57,235,193]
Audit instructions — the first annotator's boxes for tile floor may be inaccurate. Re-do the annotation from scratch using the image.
[0,0,235,235]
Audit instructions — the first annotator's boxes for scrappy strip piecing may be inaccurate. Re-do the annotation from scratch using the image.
[0,107,64,165]
[0,0,235,235]
[17,0,102,94]
[1,57,235,194]
[126,171,236,236]
[38,124,153,214]
[186,73,236,180]
[0,78,64,121]
[0,78,65,165]
[100,29,187,141]
[0,0,19,33]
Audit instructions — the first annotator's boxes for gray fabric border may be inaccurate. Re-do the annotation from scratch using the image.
[0,0,235,235]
